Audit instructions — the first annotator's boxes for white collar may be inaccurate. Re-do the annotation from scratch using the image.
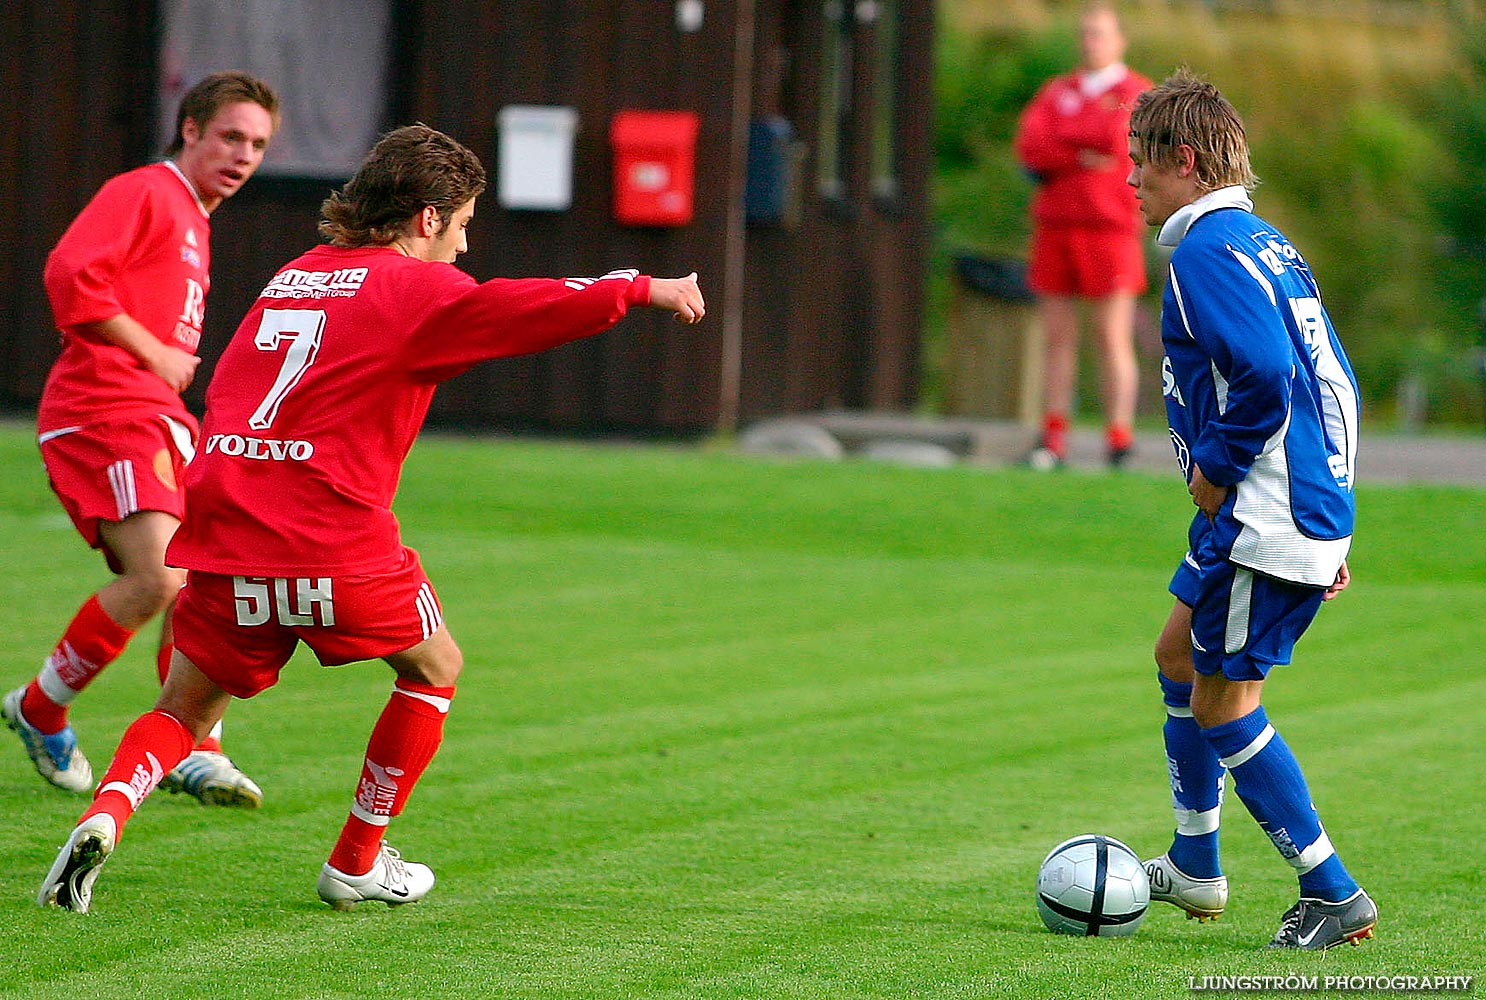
[1079,63,1128,98]
[1157,185,1254,247]
[161,159,211,219]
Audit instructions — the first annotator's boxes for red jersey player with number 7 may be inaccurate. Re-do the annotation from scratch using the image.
[39,124,706,913]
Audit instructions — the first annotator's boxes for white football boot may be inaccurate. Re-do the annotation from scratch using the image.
[3,685,94,793]
[160,750,263,808]
[317,843,435,911]
[1144,853,1228,921]
[38,813,117,913]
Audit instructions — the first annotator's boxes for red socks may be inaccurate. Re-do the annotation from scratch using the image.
[24,596,134,733]
[1041,413,1069,459]
[328,680,455,876]
[81,710,195,839]
[1043,418,1136,459]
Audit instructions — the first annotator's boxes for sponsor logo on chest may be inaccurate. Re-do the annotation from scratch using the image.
[204,433,315,461]
[261,267,369,299]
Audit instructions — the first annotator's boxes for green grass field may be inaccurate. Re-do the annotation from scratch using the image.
[0,422,1481,999]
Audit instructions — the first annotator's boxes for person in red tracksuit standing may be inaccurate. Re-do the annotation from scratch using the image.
[1015,3,1151,469]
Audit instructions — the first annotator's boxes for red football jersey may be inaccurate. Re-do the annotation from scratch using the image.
[1014,66,1151,231]
[167,244,652,576]
[39,162,211,432]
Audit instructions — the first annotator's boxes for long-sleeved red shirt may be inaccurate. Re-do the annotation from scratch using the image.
[1014,66,1151,230]
[40,162,210,433]
[168,244,652,576]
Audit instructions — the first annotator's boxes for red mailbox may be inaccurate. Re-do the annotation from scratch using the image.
[610,110,700,227]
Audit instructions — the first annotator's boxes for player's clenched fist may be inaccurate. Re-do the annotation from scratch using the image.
[649,272,705,324]
[148,343,203,393]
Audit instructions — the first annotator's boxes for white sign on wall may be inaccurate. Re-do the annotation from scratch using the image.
[498,105,580,212]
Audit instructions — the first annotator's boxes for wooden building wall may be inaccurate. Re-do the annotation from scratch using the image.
[0,4,159,413]
[0,1,931,434]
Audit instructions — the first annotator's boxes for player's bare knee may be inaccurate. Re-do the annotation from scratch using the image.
[1189,675,1260,729]
[424,644,463,688]
[1154,635,1193,682]
[152,695,221,744]
[154,659,230,742]
[391,638,462,688]
[131,566,186,614]
[107,565,185,623]
[1189,695,1221,730]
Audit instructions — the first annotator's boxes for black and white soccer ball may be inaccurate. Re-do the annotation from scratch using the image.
[1035,834,1150,937]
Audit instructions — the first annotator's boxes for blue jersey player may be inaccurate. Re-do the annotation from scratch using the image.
[1125,70,1376,950]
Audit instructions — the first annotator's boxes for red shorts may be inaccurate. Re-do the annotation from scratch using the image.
[1028,225,1148,297]
[39,415,198,558]
[171,547,444,698]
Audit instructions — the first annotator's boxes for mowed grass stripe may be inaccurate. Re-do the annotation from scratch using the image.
[1,425,1482,1000]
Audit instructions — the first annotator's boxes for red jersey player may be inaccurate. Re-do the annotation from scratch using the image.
[1014,3,1151,468]
[40,124,706,913]
[4,72,279,806]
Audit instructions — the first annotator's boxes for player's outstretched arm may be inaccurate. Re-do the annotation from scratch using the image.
[648,272,706,324]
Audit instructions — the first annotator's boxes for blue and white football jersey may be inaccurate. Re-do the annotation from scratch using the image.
[1158,186,1360,587]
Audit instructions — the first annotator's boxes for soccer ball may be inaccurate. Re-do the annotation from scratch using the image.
[1035,834,1150,937]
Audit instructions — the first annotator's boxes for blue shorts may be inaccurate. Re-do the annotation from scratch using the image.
[1170,536,1325,682]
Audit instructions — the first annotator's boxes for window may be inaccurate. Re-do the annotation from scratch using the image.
[157,0,393,178]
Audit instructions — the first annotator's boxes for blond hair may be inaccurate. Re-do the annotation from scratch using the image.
[1128,68,1258,192]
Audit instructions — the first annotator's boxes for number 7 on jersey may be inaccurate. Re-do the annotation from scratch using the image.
[248,308,326,430]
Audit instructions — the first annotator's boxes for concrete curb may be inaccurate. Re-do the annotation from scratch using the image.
[739,412,1486,488]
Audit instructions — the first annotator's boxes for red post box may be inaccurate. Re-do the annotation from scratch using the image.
[610,110,700,227]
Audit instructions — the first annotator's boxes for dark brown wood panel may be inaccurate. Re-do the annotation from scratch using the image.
[2,0,931,433]
[1,2,157,408]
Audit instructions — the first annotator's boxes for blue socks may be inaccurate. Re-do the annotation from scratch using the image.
[1202,706,1359,902]
[1158,673,1224,879]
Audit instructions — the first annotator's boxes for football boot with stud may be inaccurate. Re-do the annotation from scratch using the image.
[317,843,435,911]
[38,813,117,913]
[1267,890,1378,950]
[1144,853,1228,921]
[3,685,93,793]
[160,750,263,808]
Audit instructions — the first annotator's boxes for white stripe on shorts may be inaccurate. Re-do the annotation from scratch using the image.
[106,460,138,520]
[160,413,197,464]
[1224,567,1254,655]
[414,583,442,640]
[37,425,84,446]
